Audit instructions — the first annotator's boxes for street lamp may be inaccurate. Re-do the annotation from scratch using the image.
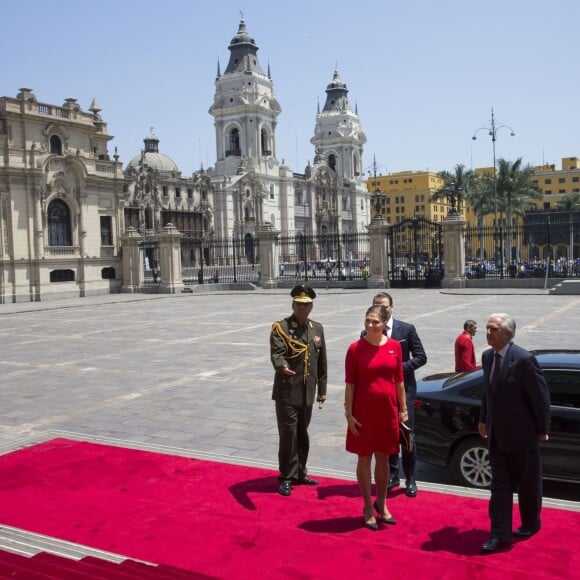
[472,108,515,224]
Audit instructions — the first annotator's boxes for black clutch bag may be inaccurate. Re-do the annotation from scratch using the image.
[400,422,413,453]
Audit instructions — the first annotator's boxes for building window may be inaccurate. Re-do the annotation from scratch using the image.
[559,189,566,194]
[544,190,552,195]
[573,177,579,183]
[559,178,565,183]
[50,135,63,155]
[545,178,552,184]
[100,216,112,245]
[188,188,193,199]
[328,154,337,171]
[163,186,168,197]
[47,199,71,246]
[175,187,181,198]
[101,267,115,279]
[261,128,271,155]
[50,269,75,282]
[543,202,550,210]
[227,128,241,156]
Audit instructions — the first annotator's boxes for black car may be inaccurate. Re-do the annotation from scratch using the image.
[414,350,580,488]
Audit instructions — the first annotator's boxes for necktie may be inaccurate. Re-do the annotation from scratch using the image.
[490,352,501,393]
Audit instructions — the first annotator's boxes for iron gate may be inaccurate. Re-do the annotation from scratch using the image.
[388,217,443,288]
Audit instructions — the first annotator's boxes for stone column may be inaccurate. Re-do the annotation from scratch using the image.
[441,212,467,288]
[366,217,391,288]
[32,188,44,258]
[121,227,143,293]
[257,222,280,289]
[158,223,184,294]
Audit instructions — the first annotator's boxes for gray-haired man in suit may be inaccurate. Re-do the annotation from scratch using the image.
[478,313,550,554]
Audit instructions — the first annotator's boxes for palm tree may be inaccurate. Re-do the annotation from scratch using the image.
[495,158,542,224]
[494,158,542,263]
[557,192,580,212]
[431,164,475,214]
[557,192,580,260]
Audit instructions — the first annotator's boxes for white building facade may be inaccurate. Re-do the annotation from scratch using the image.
[0,89,124,302]
[205,19,370,242]
[0,19,370,302]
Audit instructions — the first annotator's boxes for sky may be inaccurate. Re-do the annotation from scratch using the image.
[2,0,578,178]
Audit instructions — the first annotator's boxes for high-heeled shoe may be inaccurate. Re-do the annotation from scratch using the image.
[373,500,397,525]
[363,508,378,531]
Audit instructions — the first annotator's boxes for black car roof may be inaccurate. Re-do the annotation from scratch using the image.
[532,350,580,368]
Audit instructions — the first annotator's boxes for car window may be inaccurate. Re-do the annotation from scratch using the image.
[544,370,580,409]
[444,369,484,388]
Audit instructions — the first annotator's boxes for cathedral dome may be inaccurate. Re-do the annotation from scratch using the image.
[126,132,179,173]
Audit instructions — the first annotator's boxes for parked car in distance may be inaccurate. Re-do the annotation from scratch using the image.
[414,350,580,488]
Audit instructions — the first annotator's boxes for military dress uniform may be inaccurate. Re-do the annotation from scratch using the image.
[270,285,327,495]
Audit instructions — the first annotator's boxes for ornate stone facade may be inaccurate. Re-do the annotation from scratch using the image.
[0,89,124,302]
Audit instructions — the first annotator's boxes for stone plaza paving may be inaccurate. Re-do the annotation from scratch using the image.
[1,287,579,508]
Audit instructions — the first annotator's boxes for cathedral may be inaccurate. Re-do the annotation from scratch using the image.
[0,18,370,302]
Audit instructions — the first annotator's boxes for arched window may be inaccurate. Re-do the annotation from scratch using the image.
[50,135,63,155]
[353,153,360,176]
[227,128,240,157]
[328,154,337,171]
[47,199,72,246]
[261,128,271,155]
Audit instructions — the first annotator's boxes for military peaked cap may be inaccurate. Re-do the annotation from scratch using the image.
[291,284,316,303]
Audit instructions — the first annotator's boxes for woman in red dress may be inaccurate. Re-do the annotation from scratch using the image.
[344,305,408,530]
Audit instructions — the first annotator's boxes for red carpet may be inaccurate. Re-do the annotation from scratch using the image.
[0,438,578,579]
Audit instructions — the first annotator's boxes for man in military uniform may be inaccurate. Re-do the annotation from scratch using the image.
[270,284,327,496]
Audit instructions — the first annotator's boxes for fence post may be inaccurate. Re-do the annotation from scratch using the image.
[158,223,184,294]
[441,212,466,288]
[121,227,143,293]
[366,217,390,288]
[258,222,280,289]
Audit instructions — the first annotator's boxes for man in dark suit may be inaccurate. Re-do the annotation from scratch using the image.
[271,284,327,497]
[478,313,551,554]
[372,292,427,497]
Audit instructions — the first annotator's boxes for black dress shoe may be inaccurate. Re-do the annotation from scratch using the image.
[480,538,511,553]
[297,476,319,486]
[513,526,540,538]
[362,509,378,531]
[405,479,417,497]
[373,501,397,525]
[387,478,400,491]
[278,482,292,496]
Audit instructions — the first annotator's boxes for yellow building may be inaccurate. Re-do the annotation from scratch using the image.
[529,157,580,210]
[367,157,580,227]
[367,170,448,223]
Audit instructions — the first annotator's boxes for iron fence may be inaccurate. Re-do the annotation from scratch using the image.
[180,235,260,285]
[388,218,443,287]
[139,238,160,287]
[465,216,580,280]
[276,232,370,282]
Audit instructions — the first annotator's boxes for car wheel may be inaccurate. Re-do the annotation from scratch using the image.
[451,438,491,488]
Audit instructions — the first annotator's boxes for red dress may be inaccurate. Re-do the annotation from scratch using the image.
[345,338,404,456]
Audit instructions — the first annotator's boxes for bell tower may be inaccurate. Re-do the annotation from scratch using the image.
[210,18,281,177]
[311,70,366,180]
